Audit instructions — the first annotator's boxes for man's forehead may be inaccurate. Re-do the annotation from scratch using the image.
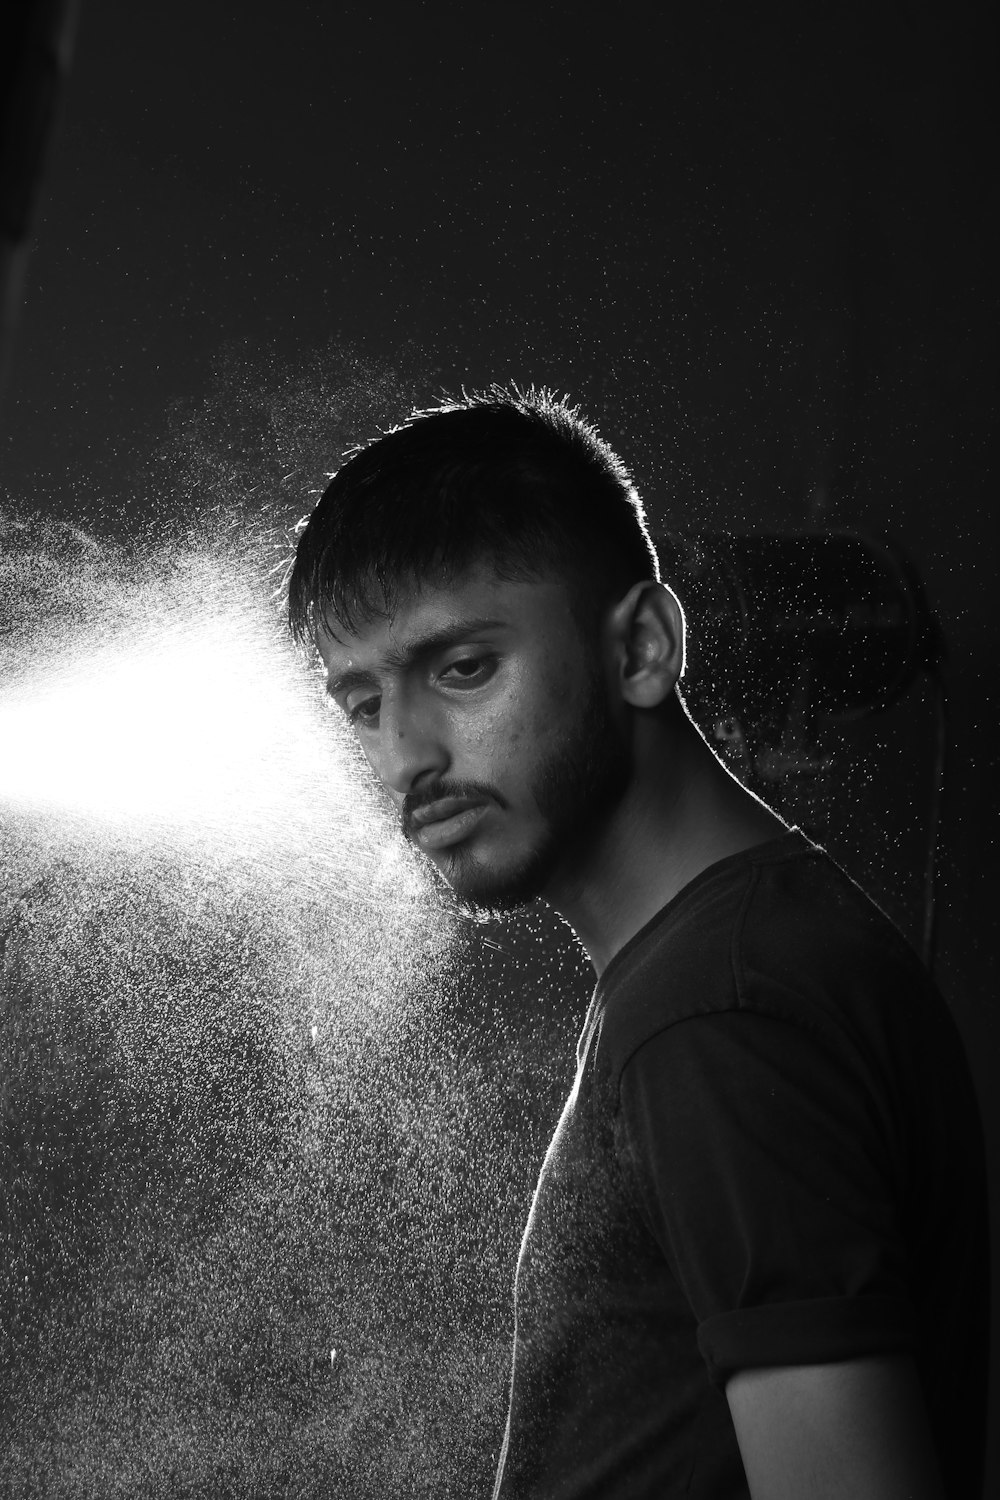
[314,567,571,663]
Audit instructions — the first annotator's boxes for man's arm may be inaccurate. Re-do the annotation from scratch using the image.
[726,1354,947,1500]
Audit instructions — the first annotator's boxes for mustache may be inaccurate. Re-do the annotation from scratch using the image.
[400,779,503,836]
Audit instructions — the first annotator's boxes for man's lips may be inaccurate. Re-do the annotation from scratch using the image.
[407,797,490,851]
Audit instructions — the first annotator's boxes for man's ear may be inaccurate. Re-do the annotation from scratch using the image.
[607,581,685,708]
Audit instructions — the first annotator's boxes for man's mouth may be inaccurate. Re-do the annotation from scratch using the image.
[407,797,490,851]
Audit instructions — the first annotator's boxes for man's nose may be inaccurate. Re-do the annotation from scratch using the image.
[371,699,449,797]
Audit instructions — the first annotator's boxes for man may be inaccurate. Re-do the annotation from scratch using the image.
[287,387,989,1498]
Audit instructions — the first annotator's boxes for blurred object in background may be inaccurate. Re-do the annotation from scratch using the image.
[0,0,79,406]
[658,531,947,967]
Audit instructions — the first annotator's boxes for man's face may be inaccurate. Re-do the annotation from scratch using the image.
[316,565,631,916]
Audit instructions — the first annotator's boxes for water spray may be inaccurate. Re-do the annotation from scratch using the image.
[0,514,548,1499]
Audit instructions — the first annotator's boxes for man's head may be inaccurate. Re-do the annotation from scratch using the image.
[287,385,660,647]
[288,387,682,916]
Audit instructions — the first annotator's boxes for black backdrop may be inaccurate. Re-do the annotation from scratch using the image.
[2,2,997,1493]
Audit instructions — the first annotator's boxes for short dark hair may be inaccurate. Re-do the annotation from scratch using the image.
[286,384,659,644]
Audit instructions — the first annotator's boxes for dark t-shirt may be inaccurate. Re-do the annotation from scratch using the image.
[492,832,990,1499]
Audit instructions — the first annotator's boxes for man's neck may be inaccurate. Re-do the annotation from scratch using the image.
[544,722,788,976]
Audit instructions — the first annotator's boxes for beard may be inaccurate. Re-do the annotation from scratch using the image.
[407,667,631,920]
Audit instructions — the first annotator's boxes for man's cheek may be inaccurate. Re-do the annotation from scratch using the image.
[459,699,529,761]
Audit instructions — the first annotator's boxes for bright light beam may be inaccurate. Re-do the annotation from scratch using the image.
[0,610,353,849]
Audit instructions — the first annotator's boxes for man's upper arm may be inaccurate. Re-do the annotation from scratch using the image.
[726,1354,947,1500]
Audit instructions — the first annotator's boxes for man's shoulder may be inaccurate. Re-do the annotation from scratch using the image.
[592,831,931,1082]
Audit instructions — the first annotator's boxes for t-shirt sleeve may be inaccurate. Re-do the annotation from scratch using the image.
[616,1007,917,1386]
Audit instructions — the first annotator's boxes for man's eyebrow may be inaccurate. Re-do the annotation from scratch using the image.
[325,618,507,700]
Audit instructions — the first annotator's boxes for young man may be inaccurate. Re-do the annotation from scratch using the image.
[287,388,989,1499]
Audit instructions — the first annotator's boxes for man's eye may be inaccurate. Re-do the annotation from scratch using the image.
[345,695,380,727]
[440,655,495,685]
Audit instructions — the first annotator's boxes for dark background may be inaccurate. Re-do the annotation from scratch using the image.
[2,0,997,1493]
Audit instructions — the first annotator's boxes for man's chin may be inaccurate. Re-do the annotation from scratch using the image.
[430,842,553,920]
